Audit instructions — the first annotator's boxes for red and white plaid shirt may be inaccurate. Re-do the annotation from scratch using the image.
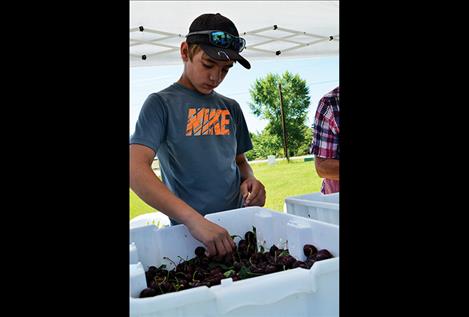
[310,87,340,194]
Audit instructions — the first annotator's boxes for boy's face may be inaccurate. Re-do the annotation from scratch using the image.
[183,44,234,95]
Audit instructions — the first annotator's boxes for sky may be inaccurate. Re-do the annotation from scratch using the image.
[129,55,339,136]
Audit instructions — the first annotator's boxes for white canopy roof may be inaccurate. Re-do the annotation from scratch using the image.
[130,1,339,67]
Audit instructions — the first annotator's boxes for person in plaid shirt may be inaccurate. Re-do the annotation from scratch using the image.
[309,87,340,194]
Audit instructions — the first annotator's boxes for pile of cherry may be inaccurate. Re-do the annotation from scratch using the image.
[140,227,333,298]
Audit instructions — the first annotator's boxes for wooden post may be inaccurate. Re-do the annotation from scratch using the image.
[278,83,289,162]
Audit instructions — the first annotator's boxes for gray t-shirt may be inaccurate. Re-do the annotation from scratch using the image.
[130,83,253,224]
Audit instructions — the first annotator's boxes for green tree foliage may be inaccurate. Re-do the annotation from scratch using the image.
[296,125,313,156]
[246,130,283,161]
[249,71,311,158]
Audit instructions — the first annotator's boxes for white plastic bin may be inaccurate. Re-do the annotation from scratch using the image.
[129,207,339,317]
[130,262,148,298]
[284,192,339,225]
[130,242,139,264]
[130,212,171,229]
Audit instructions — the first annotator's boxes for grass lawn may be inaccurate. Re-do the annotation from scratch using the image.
[251,159,322,212]
[130,189,157,219]
[130,159,322,220]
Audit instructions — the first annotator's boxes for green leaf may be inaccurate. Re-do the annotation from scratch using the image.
[238,266,250,279]
[207,262,218,269]
[208,262,231,271]
[224,270,235,278]
[218,264,231,270]
[238,266,261,279]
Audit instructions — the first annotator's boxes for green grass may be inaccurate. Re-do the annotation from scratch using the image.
[252,159,322,211]
[130,159,322,219]
[130,189,157,219]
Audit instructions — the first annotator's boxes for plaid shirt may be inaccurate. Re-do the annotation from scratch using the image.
[310,87,340,194]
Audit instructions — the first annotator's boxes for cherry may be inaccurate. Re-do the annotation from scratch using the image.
[269,245,279,256]
[238,239,247,249]
[233,261,242,271]
[244,231,255,244]
[139,287,157,298]
[138,229,335,299]
[303,244,318,257]
[265,264,277,273]
[305,259,316,269]
[195,246,206,257]
[292,260,307,269]
[314,249,333,261]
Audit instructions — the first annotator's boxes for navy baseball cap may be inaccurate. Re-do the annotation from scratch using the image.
[186,13,251,69]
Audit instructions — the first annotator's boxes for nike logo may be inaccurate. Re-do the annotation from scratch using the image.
[186,107,231,136]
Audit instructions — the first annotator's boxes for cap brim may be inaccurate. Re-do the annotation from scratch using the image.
[199,44,251,69]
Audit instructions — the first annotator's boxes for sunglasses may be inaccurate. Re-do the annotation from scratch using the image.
[186,30,246,53]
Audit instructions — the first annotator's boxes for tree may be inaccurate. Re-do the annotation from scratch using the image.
[246,130,283,161]
[295,124,313,156]
[249,71,311,158]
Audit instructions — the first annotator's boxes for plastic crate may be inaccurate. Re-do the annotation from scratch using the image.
[284,192,339,225]
[130,212,171,229]
[129,207,339,317]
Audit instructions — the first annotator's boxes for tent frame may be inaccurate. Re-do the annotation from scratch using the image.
[130,25,339,61]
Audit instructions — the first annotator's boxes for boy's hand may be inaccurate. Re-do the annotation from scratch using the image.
[185,215,235,257]
[240,177,266,207]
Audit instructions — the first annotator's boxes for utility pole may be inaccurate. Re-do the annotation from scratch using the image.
[278,83,289,162]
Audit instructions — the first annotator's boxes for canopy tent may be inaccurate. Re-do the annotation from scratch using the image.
[130,1,339,67]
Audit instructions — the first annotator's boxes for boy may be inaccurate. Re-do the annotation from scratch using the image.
[130,13,266,257]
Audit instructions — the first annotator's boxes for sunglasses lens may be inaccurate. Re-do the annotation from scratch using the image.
[208,31,245,52]
[233,38,246,52]
[210,31,231,48]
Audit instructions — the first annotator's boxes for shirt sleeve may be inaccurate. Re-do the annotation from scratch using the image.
[310,96,339,159]
[129,93,167,154]
[233,101,253,155]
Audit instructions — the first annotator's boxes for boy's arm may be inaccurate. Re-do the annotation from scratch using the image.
[235,153,266,207]
[130,144,235,256]
[314,157,339,180]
